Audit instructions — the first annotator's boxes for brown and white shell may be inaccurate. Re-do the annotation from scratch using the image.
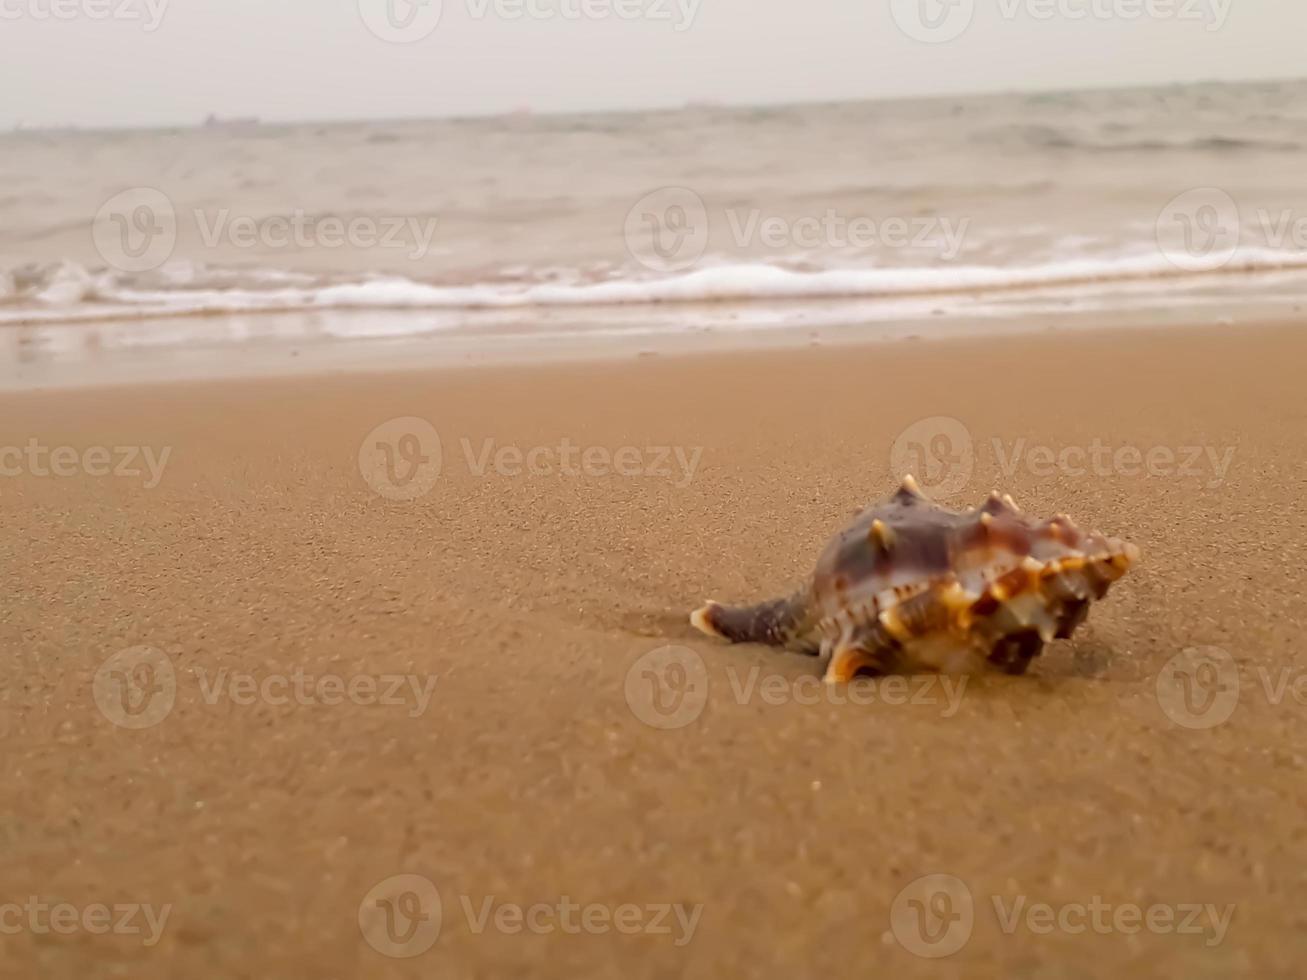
[691,476,1140,682]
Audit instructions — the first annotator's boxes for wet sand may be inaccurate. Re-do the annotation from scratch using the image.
[4,321,1307,977]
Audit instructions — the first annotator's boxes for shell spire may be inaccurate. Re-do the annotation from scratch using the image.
[869,518,896,551]
[892,474,926,504]
[981,490,1018,517]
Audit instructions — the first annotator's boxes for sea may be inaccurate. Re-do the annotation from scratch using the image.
[4,77,1307,373]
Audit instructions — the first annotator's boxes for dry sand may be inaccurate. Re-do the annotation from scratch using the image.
[3,322,1307,978]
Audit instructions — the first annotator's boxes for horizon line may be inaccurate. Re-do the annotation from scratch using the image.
[5,71,1302,135]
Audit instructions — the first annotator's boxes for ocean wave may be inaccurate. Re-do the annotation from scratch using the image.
[5,249,1307,326]
[975,124,1304,154]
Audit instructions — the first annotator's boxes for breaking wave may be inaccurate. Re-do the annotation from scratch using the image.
[5,248,1307,326]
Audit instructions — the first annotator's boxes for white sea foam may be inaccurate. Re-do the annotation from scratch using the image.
[5,247,1307,328]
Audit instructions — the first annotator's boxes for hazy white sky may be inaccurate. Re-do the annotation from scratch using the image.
[0,0,1300,127]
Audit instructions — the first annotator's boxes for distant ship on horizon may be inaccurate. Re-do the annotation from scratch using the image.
[203,113,261,129]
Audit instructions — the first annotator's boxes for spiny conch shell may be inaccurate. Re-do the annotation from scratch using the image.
[691,476,1140,683]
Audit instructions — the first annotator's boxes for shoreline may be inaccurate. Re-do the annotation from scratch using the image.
[3,296,1302,392]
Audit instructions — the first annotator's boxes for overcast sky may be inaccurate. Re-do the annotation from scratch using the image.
[1,0,1301,128]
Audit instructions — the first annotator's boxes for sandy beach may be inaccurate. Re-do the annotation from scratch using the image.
[4,320,1307,978]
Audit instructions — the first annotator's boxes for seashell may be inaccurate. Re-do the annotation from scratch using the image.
[691,477,1140,682]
